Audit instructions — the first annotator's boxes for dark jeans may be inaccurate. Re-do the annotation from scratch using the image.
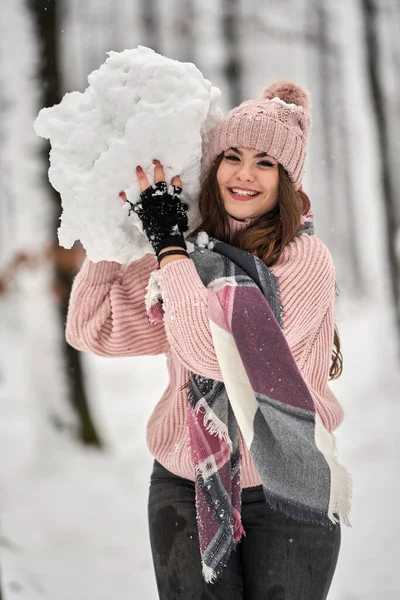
[148,460,341,600]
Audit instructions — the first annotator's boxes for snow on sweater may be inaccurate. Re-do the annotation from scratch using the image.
[65,232,344,488]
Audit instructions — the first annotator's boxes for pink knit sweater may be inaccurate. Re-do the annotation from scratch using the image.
[66,226,344,488]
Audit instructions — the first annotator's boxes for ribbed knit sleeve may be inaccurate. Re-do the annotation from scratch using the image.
[270,235,344,431]
[65,254,168,357]
[299,303,344,432]
[155,258,224,380]
[270,234,336,352]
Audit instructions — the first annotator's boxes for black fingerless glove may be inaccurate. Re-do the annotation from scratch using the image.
[127,182,189,255]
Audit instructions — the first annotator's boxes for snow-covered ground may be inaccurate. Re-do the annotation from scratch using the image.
[0,296,165,599]
[328,297,400,600]
[1,292,399,599]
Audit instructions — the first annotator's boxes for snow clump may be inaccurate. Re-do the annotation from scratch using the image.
[34,46,223,263]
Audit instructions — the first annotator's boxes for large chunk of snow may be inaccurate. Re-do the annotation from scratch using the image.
[34,46,222,263]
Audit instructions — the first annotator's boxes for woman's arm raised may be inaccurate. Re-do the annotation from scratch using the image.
[66,254,168,357]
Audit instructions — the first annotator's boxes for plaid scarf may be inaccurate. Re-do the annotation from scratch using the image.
[184,224,351,583]
[146,219,351,584]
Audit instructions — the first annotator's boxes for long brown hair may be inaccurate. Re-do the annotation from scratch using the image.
[190,154,343,380]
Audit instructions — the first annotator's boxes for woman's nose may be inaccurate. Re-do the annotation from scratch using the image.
[236,163,254,182]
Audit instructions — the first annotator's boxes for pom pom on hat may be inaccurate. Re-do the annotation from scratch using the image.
[262,79,310,110]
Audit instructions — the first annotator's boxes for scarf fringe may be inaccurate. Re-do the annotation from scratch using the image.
[146,301,164,324]
[145,269,162,313]
[314,415,353,527]
[262,490,337,529]
[326,457,352,527]
[194,398,233,451]
[202,563,217,584]
[233,513,246,542]
[261,459,352,530]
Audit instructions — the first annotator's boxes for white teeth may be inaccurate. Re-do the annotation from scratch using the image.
[230,188,258,197]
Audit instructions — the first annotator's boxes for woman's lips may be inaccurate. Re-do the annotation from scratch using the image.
[228,188,261,202]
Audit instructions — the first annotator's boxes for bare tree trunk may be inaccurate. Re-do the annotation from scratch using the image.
[222,0,242,107]
[361,0,400,353]
[180,0,195,62]
[27,0,103,447]
[315,0,365,294]
[170,0,195,62]
[315,1,336,225]
[141,0,160,53]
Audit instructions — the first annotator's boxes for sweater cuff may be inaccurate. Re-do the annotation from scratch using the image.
[81,259,122,285]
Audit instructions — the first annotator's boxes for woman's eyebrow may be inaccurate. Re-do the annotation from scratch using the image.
[229,147,276,161]
[254,152,277,160]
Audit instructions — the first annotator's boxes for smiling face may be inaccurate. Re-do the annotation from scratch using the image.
[216,147,280,221]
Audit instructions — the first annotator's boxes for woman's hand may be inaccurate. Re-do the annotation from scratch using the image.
[120,160,189,256]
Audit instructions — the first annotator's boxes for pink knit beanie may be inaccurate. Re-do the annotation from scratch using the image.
[205,80,311,190]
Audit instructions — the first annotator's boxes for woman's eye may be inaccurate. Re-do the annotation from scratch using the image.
[224,154,240,161]
[259,161,275,167]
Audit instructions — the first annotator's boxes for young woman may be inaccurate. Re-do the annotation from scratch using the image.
[66,80,350,600]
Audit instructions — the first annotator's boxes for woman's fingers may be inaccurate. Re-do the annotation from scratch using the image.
[171,175,182,188]
[119,191,127,202]
[136,166,150,192]
[134,161,182,192]
[153,159,166,183]
[154,160,182,188]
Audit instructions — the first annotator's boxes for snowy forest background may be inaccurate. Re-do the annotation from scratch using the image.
[0,0,399,598]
